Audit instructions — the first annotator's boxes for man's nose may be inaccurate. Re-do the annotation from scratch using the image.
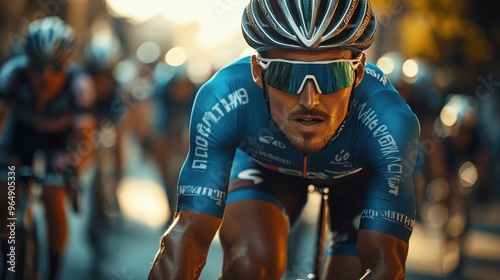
[298,79,321,109]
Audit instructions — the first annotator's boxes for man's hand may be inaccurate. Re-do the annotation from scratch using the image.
[357,230,409,280]
[72,115,97,174]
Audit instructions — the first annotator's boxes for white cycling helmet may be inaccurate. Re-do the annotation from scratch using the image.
[24,16,76,60]
[241,0,377,51]
[85,33,123,73]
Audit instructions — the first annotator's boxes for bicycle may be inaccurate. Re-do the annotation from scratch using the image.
[302,185,330,280]
[1,150,79,280]
[1,150,45,280]
[304,186,374,280]
[90,120,121,221]
[87,120,122,278]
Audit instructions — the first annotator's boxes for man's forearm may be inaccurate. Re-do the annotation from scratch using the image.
[0,104,8,135]
[148,228,211,280]
[71,116,97,173]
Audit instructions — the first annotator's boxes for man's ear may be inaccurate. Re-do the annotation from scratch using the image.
[354,53,366,87]
[251,55,263,88]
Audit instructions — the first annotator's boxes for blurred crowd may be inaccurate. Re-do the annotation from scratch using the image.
[0,0,499,279]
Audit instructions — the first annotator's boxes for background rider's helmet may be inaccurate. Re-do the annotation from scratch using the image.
[241,0,377,52]
[153,61,196,104]
[24,16,76,60]
[84,33,123,74]
[153,61,188,85]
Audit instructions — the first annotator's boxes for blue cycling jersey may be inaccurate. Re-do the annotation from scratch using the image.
[177,56,420,242]
[150,79,196,135]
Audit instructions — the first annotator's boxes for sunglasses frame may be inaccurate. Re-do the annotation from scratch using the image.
[256,53,363,94]
[256,53,363,71]
[29,55,68,73]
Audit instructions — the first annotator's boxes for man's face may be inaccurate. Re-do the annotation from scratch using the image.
[252,49,365,155]
[93,72,116,99]
[28,56,69,97]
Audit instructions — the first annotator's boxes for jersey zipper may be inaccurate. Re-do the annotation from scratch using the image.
[302,154,308,178]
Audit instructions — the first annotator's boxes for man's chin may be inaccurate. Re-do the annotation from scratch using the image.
[299,146,325,155]
[289,138,328,155]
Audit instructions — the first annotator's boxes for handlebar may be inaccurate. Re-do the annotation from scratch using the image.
[1,150,81,213]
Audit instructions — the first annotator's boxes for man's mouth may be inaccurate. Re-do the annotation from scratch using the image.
[297,117,322,125]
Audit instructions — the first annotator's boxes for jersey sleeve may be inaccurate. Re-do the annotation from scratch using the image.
[0,66,9,101]
[356,80,421,242]
[176,73,248,218]
[70,70,96,125]
[73,73,96,111]
[0,56,25,102]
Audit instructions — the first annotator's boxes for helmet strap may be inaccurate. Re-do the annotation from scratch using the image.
[329,70,358,143]
[261,68,272,117]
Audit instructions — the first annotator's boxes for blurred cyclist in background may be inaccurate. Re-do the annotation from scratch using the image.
[84,32,124,128]
[476,84,500,202]
[432,93,490,277]
[84,31,125,215]
[117,61,197,224]
[83,31,125,279]
[0,16,96,280]
[377,53,448,220]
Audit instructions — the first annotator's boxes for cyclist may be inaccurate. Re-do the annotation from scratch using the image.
[433,93,489,278]
[117,61,197,223]
[379,53,447,221]
[0,16,96,280]
[84,31,124,213]
[84,32,124,127]
[83,31,125,278]
[148,0,420,279]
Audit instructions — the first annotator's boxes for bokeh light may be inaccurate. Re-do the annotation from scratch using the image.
[377,56,395,75]
[402,59,419,83]
[117,178,170,228]
[165,47,187,67]
[440,104,459,127]
[136,41,161,64]
[112,58,140,85]
[458,161,478,190]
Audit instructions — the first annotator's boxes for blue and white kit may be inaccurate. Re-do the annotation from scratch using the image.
[176,56,420,255]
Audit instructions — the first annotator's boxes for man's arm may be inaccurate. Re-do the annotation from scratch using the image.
[0,60,13,135]
[357,230,409,280]
[148,210,222,280]
[71,74,97,174]
[114,100,152,179]
[0,101,8,135]
[71,114,97,174]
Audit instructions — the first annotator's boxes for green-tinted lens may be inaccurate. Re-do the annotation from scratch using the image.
[264,61,355,95]
[29,59,64,72]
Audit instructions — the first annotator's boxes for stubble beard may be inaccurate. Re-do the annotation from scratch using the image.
[282,129,332,155]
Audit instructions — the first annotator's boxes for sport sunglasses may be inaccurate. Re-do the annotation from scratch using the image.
[256,53,362,95]
[29,59,65,72]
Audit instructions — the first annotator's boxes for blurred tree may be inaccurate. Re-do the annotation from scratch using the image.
[373,0,493,64]
[372,0,497,92]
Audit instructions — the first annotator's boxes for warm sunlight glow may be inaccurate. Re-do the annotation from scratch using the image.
[377,56,395,75]
[440,105,459,127]
[117,178,170,228]
[402,59,419,78]
[165,47,187,67]
[188,60,213,84]
[106,0,249,67]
